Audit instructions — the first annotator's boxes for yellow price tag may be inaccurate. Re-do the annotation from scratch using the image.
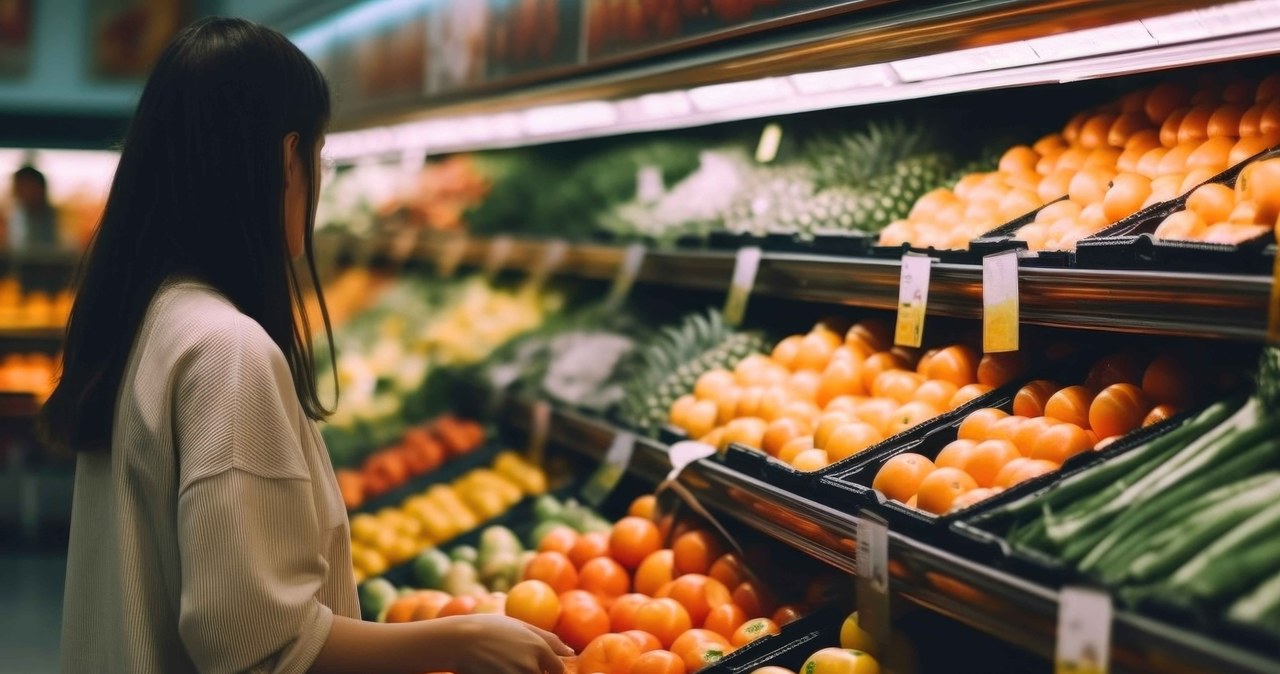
[983,250,1020,353]
[724,247,762,327]
[894,254,932,348]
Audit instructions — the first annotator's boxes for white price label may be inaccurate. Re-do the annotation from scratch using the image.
[607,244,647,311]
[755,123,784,164]
[983,250,1020,353]
[1056,586,1113,674]
[894,253,933,348]
[855,514,891,645]
[484,236,514,279]
[724,247,762,327]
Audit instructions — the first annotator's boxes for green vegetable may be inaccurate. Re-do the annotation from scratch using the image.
[1228,568,1280,634]
[1161,496,1280,605]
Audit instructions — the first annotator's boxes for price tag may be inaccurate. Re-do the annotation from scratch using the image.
[528,239,569,289]
[855,513,891,645]
[526,399,552,467]
[1056,586,1113,674]
[636,166,665,204]
[436,234,469,279]
[484,236,514,279]
[1268,251,1280,343]
[606,244,647,311]
[724,247,762,327]
[983,250,1020,353]
[581,431,636,508]
[894,253,933,348]
[755,123,783,164]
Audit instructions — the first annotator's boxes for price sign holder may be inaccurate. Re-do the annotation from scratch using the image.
[436,234,470,279]
[1056,586,1113,674]
[894,253,934,348]
[983,250,1021,353]
[526,399,552,467]
[581,431,636,508]
[855,513,892,646]
[484,236,514,280]
[606,244,647,311]
[724,247,762,327]
[527,239,569,290]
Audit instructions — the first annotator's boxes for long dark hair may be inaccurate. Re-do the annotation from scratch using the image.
[39,17,335,452]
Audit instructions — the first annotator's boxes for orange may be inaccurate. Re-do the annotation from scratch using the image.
[987,415,1028,444]
[610,593,650,632]
[860,352,910,393]
[524,551,580,594]
[791,448,831,472]
[814,412,856,451]
[735,387,768,418]
[772,605,805,626]
[660,574,732,627]
[438,594,478,617]
[1030,422,1093,464]
[1039,167,1076,202]
[778,400,822,425]
[1230,134,1280,166]
[853,398,900,435]
[976,352,1028,388]
[1207,103,1248,137]
[995,458,1060,489]
[794,332,838,372]
[1245,158,1280,221]
[635,549,677,596]
[708,553,748,592]
[734,354,773,385]
[934,439,978,470]
[1187,136,1234,173]
[1068,167,1115,206]
[871,370,926,404]
[786,370,823,402]
[824,395,862,416]
[721,417,769,451]
[872,453,936,503]
[949,487,1000,513]
[670,395,698,429]
[538,525,581,556]
[1180,167,1220,195]
[1125,128,1162,153]
[801,647,882,674]
[1135,146,1169,178]
[683,400,719,439]
[884,401,941,438]
[948,383,994,410]
[732,618,781,647]
[1044,386,1094,429]
[915,467,979,514]
[1107,113,1151,148]
[506,580,563,631]
[569,531,611,569]
[629,650,688,674]
[634,598,695,649]
[555,591,611,653]
[915,348,940,375]
[630,495,658,521]
[962,439,1022,488]
[1012,416,1061,456]
[1103,173,1153,222]
[409,590,454,621]
[761,417,813,457]
[384,593,428,624]
[1089,383,1150,440]
[579,633,643,674]
[770,335,804,369]
[922,344,980,387]
[999,145,1040,172]
[1063,110,1090,143]
[757,389,795,423]
[1079,112,1118,149]
[1085,352,1144,392]
[731,581,775,619]
[1257,73,1280,102]
[817,359,865,407]
[694,370,736,401]
[1177,103,1215,145]
[824,422,885,462]
[621,630,663,653]
[1154,210,1207,240]
[1186,183,1237,224]
[957,408,1010,441]
[778,436,816,465]
[1145,83,1191,124]
[704,602,748,640]
[846,320,892,354]
[672,629,732,672]
[913,379,959,410]
[1143,403,1179,426]
[579,556,631,599]
[610,517,663,570]
[673,531,726,576]
[713,388,743,426]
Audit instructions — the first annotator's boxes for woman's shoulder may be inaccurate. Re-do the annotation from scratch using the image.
[148,279,285,372]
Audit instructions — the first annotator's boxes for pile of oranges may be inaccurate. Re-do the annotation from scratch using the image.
[0,352,57,401]
[872,351,1195,515]
[881,73,1280,252]
[336,416,487,510]
[1154,156,1280,243]
[669,317,1029,472]
[383,495,810,674]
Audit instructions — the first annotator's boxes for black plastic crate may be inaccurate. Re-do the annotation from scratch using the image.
[701,605,844,674]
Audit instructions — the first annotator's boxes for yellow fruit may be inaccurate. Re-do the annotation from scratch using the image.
[802,647,881,674]
[840,612,880,656]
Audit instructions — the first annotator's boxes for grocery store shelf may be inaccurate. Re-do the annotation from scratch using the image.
[500,395,1280,674]
[415,235,1272,342]
[325,1,1280,157]
[0,327,64,342]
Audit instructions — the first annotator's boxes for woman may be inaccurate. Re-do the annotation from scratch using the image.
[40,17,571,674]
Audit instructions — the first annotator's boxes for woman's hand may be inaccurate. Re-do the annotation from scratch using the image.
[437,614,573,674]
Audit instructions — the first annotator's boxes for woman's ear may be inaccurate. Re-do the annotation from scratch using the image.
[282,131,301,185]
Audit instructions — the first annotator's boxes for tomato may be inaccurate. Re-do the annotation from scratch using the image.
[671,629,732,672]
[658,574,732,627]
[634,598,694,648]
[732,618,780,647]
[506,580,562,631]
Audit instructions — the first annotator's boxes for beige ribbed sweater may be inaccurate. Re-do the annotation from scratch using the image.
[61,279,358,674]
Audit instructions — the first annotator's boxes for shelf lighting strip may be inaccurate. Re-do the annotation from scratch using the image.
[325,0,1280,162]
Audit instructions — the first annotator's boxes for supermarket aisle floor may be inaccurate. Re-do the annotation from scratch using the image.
[0,551,65,673]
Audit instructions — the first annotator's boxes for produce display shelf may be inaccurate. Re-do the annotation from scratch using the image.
[324,0,1280,157]
[0,327,65,342]
[412,235,1272,342]
[498,395,1280,674]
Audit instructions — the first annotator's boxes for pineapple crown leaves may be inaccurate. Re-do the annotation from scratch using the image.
[803,118,945,188]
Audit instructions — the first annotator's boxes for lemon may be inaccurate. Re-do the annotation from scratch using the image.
[801,648,880,674]
[840,612,880,657]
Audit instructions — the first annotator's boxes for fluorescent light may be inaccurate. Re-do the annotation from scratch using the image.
[891,42,1040,82]
[789,64,898,95]
[1027,22,1157,62]
[290,0,436,55]
[689,78,793,111]
[523,101,618,135]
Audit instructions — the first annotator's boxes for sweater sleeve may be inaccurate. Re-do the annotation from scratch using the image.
[172,317,333,674]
